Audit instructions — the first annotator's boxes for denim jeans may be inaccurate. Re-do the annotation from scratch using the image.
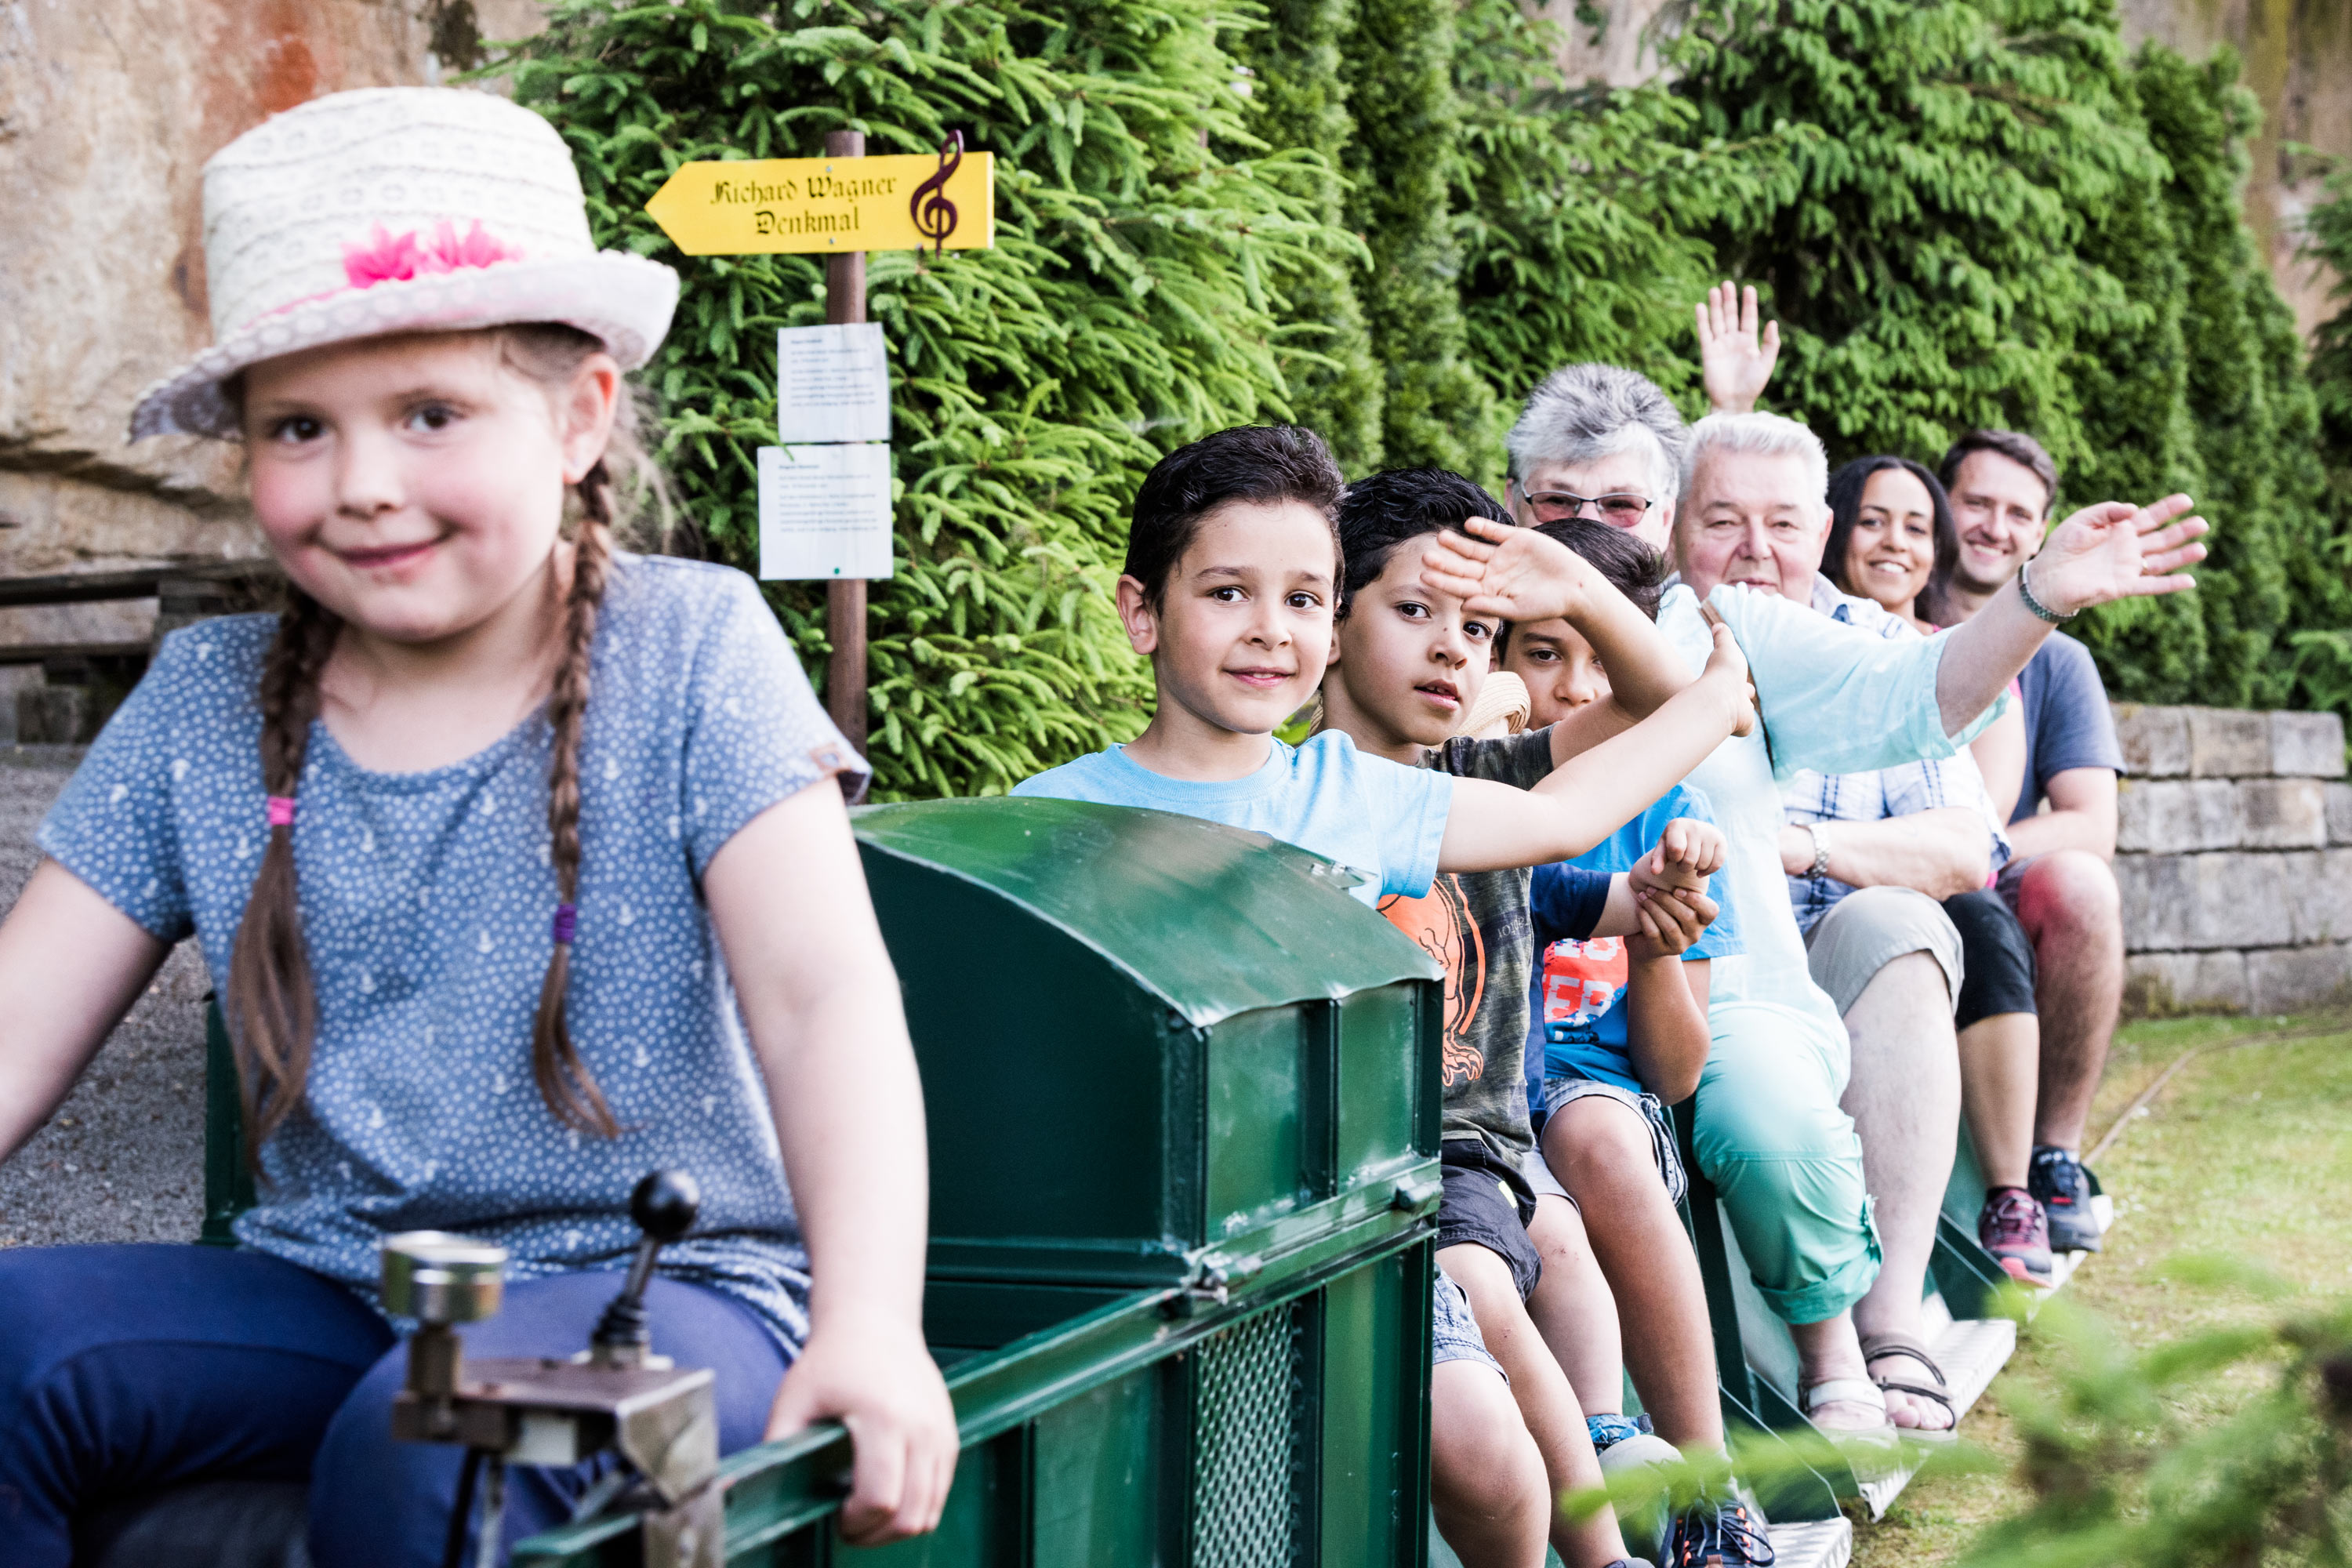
[0,1243,789,1567]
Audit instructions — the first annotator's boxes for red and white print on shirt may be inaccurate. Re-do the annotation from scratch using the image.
[1539,936,1629,1033]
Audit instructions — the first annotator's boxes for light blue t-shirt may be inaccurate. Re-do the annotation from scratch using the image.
[1011,731,1454,906]
[1523,782,1744,1098]
[38,555,861,1351]
[1658,579,2000,1074]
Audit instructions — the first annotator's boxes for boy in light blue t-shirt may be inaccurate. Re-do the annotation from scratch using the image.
[1015,426,1758,1568]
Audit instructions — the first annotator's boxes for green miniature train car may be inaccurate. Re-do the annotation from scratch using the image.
[194,797,1449,1566]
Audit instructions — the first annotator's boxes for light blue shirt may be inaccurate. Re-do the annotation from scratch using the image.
[39,556,857,1351]
[1011,731,1454,906]
[1662,580,2000,1037]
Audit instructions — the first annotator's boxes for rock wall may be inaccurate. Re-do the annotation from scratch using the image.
[2114,705,2352,1015]
[0,0,545,586]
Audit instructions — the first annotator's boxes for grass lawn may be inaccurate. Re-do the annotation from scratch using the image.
[1849,1008,2352,1568]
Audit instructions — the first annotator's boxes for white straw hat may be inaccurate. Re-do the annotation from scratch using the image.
[129,87,679,441]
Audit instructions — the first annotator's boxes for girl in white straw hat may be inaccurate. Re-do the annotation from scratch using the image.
[0,86,952,1563]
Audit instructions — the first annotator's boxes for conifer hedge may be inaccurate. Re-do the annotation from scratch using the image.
[502,0,1351,797]
[498,0,2352,794]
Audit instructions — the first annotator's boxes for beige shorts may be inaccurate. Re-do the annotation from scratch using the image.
[1802,884,1965,1017]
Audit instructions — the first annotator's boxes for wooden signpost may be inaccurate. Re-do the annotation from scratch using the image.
[644,131,996,752]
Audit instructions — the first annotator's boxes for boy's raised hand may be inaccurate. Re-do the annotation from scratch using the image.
[1420,515,1603,626]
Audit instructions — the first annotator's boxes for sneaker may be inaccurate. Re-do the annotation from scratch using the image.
[1666,1494,1777,1568]
[1591,1414,1681,1559]
[1977,1186,2053,1285]
[1588,1412,1647,1450]
[1591,1412,1682,1471]
[2030,1146,2105,1254]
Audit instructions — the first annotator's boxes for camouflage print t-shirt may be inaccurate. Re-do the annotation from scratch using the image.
[1380,729,1559,1160]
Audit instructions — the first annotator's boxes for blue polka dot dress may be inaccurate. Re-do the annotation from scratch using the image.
[38,554,866,1353]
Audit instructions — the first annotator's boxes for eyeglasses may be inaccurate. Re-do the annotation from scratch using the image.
[1519,488,1656,525]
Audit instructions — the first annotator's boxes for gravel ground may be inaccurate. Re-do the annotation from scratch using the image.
[0,750,210,1248]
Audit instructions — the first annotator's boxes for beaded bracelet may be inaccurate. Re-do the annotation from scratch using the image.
[2016,557,2074,623]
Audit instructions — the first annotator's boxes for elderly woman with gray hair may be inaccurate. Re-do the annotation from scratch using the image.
[1500,351,2205,1440]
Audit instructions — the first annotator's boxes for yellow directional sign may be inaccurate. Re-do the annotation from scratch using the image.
[644,151,995,256]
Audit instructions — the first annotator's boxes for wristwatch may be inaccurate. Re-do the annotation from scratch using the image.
[1806,820,1833,878]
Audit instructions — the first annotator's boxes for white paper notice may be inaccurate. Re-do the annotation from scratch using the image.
[757,445,894,581]
[776,323,890,445]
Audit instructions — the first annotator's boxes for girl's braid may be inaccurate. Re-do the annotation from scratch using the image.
[531,459,621,1137]
[223,586,342,1157]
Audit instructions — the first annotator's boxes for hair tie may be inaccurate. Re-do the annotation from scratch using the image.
[266,795,296,828]
[552,902,578,946]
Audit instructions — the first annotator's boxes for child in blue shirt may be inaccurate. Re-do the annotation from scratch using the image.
[1528,786,1743,1108]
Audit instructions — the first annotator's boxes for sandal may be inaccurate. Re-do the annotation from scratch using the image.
[1860,1332,1958,1443]
[1798,1376,1898,1446]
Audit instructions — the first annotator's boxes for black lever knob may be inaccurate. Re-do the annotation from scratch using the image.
[630,1169,700,1243]
[590,1170,700,1366]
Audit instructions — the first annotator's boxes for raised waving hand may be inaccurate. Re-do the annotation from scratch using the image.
[1697,281,1780,415]
[2024,493,2209,616]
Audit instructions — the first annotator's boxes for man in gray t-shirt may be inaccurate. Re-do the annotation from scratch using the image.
[2014,631,2125,819]
[1929,431,2123,1256]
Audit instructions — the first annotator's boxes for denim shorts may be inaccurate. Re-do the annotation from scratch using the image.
[1431,1266,1505,1380]
[1540,1074,1689,1206]
[1437,1139,1544,1299]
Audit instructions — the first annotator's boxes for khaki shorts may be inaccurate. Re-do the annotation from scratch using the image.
[1802,884,1964,1017]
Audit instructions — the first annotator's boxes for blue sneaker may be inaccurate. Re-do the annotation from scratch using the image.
[1588,1413,1652,1451]
[1667,1494,1776,1568]
[1590,1414,1680,1559]
[2030,1146,2104,1254]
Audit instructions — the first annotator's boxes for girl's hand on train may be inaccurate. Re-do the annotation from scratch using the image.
[766,1315,959,1544]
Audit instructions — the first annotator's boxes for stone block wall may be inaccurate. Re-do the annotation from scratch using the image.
[2114,706,2352,1015]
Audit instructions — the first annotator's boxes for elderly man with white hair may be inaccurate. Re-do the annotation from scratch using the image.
[1501,356,2206,1437]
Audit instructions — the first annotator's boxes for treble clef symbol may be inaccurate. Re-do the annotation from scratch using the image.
[909,131,963,257]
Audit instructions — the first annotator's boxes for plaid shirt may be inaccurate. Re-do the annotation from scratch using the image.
[1781,576,2011,934]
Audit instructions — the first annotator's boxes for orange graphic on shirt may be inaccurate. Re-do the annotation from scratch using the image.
[1540,937,1629,1033]
[1379,875,1486,1087]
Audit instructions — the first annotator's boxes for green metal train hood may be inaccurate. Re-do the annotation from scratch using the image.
[851,797,1441,1028]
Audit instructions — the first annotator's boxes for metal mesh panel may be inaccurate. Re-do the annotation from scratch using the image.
[1190,1305,1301,1568]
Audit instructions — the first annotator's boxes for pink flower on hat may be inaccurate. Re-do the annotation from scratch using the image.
[423,219,524,274]
[341,220,524,291]
[343,225,428,289]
